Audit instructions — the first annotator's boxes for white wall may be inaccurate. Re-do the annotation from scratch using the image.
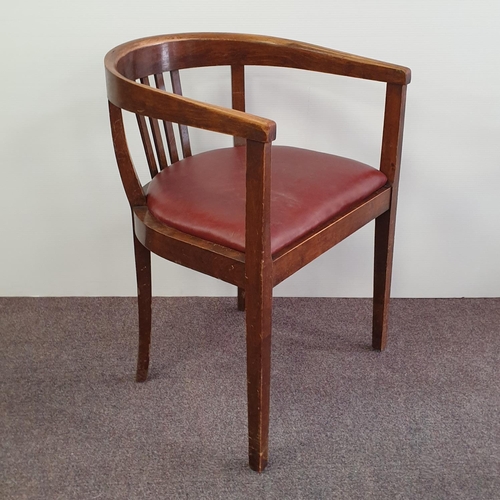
[1,0,499,297]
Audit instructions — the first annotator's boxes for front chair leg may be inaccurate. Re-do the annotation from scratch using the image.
[372,209,396,351]
[133,233,152,382]
[245,283,272,472]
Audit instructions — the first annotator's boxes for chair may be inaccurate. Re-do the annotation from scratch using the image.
[104,33,410,472]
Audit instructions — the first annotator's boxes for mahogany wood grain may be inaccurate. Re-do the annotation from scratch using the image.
[372,84,407,350]
[153,72,180,164]
[105,33,410,472]
[133,230,152,382]
[272,187,391,287]
[237,287,246,311]
[140,77,169,171]
[232,64,246,306]
[108,102,146,206]
[133,207,246,288]
[244,140,273,472]
[170,69,192,158]
[231,64,246,148]
[107,70,277,142]
[108,33,410,84]
[136,113,159,178]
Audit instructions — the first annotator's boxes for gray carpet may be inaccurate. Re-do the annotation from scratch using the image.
[1,297,499,499]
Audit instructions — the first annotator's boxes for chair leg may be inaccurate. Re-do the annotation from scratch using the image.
[133,233,152,382]
[237,287,246,311]
[372,210,396,351]
[245,282,272,472]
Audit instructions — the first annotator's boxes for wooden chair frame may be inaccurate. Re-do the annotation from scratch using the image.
[105,33,410,472]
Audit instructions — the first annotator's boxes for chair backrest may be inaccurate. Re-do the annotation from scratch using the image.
[105,33,410,207]
[135,71,191,177]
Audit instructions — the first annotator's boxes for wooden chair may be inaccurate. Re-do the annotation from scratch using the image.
[105,33,410,472]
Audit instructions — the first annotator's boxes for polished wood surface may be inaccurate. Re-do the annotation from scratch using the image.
[244,139,273,471]
[105,33,410,472]
[133,230,151,383]
[231,64,246,148]
[373,84,407,350]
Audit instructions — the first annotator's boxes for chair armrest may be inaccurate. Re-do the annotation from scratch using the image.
[125,33,411,86]
[268,36,412,85]
[106,70,276,143]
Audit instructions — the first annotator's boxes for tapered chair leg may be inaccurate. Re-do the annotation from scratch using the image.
[372,210,396,351]
[133,233,152,382]
[237,287,246,311]
[245,284,272,472]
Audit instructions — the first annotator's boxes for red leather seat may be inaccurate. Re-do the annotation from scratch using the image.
[147,146,387,254]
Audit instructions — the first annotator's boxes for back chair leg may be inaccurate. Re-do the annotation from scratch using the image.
[133,233,152,382]
[237,287,246,311]
[245,283,272,472]
[372,209,396,351]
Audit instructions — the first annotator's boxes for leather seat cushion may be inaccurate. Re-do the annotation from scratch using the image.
[147,146,387,254]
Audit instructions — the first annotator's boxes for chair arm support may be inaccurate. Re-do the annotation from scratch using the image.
[106,71,276,143]
[273,38,412,85]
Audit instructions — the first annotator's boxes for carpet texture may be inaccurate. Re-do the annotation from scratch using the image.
[1,297,499,499]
